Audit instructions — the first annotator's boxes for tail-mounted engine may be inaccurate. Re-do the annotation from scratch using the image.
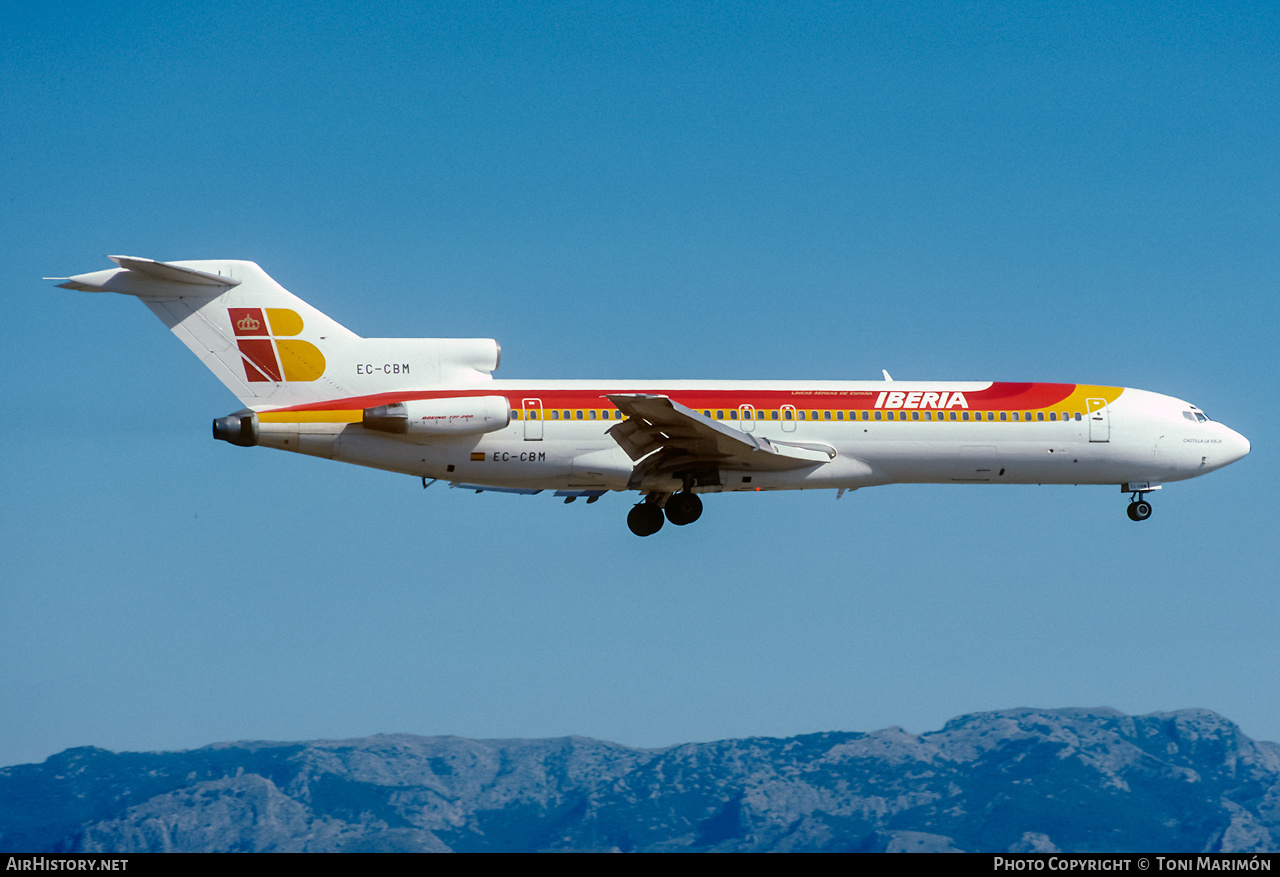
[212,410,260,447]
[363,396,511,436]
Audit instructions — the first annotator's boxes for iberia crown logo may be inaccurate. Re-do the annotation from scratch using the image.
[228,308,325,383]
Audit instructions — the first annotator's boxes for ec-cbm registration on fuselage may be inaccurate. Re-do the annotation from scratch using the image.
[54,256,1250,536]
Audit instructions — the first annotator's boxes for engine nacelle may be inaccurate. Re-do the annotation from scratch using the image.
[363,395,511,436]
[212,410,260,447]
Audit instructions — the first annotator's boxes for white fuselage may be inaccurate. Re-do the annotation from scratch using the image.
[253,380,1250,496]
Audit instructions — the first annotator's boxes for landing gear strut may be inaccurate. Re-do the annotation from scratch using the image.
[1126,493,1153,522]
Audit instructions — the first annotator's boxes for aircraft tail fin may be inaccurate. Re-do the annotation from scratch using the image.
[56,257,500,410]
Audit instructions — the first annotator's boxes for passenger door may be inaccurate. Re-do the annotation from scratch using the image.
[1087,398,1110,442]
[523,398,543,440]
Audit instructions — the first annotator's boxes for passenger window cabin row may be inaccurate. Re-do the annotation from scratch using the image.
[511,408,1087,422]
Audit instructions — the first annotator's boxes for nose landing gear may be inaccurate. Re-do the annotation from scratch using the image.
[1126,493,1153,522]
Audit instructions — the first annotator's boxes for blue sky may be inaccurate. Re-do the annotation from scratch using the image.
[2,1,1277,769]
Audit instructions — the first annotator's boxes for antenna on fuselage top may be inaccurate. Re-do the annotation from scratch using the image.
[882,370,894,382]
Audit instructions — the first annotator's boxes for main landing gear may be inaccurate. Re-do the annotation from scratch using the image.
[627,491,704,536]
[664,492,703,526]
[1126,493,1153,522]
[627,502,664,536]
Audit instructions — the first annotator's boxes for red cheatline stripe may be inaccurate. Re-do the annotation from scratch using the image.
[260,383,1091,414]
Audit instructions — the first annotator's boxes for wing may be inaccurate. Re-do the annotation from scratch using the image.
[606,394,835,487]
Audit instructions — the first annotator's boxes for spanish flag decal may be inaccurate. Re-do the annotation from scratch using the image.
[228,308,325,382]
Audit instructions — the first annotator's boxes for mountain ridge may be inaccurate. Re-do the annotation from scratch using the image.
[3,707,1277,853]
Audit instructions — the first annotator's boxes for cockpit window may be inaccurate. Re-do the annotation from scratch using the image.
[1196,412,1209,423]
[1183,410,1211,423]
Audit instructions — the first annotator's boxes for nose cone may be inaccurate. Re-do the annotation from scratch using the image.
[1223,427,1251,466]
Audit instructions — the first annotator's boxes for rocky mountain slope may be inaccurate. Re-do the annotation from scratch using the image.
[3,707,1278,852]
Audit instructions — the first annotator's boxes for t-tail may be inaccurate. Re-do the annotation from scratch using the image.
[54,256,501,415]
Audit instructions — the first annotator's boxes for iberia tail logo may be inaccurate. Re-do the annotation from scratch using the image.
[228,308,325,383]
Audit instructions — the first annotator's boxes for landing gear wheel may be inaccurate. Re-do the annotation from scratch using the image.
[664,492,703,526]
[1127,500,1152,522]
[627,503,665,536]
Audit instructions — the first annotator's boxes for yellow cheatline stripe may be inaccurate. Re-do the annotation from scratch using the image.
[272,389,1123,427]
[258,410,363,423]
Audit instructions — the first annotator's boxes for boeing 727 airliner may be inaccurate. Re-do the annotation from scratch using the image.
[54,256,1251,536]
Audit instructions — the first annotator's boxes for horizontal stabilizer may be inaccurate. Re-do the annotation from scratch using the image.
[55,256,240,293]
[107,256,240,287]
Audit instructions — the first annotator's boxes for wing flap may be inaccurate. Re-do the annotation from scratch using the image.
[606,393,835,473]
